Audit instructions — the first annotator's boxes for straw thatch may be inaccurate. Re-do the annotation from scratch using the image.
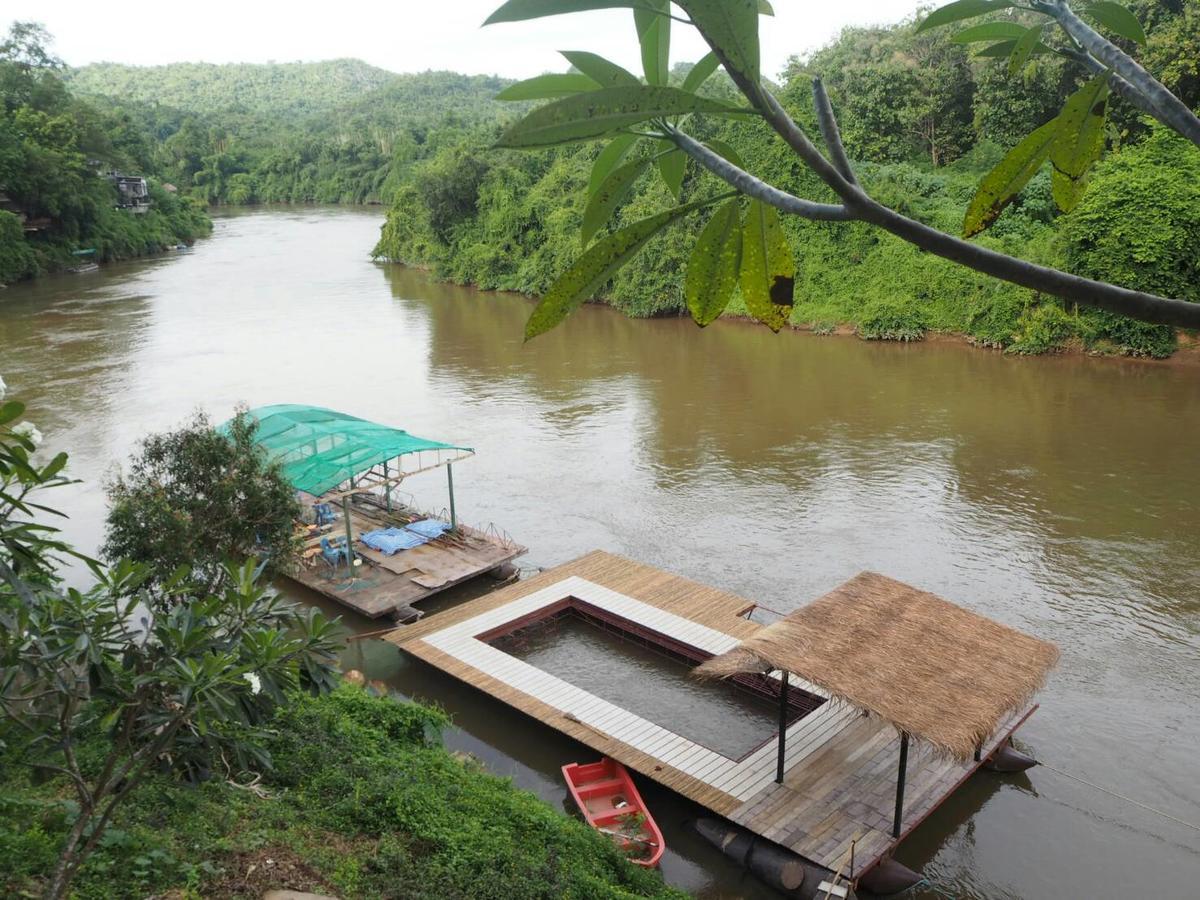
[694,572,1059,760]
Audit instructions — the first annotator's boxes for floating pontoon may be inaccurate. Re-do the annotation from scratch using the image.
[238,404,525,621]
[390,551,1058,893]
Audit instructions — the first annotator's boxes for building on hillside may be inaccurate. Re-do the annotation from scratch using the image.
[106,173,151,213]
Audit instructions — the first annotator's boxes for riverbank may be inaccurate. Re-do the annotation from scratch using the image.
[0,685,683,900]
[0,190,212,288]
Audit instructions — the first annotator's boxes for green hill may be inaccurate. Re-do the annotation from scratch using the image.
[68,59,396,118]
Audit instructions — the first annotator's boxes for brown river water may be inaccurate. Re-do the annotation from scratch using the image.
[1,206,1198,899]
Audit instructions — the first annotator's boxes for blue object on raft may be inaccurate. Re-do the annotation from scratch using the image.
[359,520,451,556]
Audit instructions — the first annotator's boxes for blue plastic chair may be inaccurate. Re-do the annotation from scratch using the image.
[314,502,337,526]
[320,535,352,569]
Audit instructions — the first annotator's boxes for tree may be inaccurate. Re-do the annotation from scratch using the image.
[0,383,342,900]
[482,0,1200,334]
[104,409,300,595]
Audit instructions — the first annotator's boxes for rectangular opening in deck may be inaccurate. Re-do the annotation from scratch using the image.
[483,599,825,760]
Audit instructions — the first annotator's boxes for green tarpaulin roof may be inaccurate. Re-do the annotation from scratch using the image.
[225,404,473,496]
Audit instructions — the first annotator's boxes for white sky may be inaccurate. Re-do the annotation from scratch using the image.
[9,1,926,80]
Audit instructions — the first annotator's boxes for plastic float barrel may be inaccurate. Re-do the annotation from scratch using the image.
[693,818,806,895]
[983,743,1038,773]
[857,857,922,895]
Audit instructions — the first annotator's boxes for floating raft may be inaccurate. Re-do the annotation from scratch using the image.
[389,551,1056,886]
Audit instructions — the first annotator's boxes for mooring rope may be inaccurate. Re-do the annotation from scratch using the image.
[1038,762,1200,833]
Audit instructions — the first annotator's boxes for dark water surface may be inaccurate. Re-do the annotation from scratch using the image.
[494,613,784,760]
[2,207,1198,899]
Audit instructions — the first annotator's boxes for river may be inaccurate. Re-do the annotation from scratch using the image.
[2,206,1197,899]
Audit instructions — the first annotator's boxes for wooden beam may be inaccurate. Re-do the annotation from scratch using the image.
[892,732,909,838]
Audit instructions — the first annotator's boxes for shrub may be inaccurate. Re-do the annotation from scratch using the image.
[858,298,929,342]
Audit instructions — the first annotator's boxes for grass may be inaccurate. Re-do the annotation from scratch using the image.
[0,686,684,900]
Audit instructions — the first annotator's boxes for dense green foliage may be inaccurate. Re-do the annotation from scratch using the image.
[69,61,519,206]
[0,24,211,285]
[373,4,1200,357]
[103,410,301,594]
[0,686,683,899]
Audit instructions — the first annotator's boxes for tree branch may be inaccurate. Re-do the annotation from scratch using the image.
[812,78,858,186]
[745,74,1200,327]
[665,128,852,220]
[1042,0,1200,149]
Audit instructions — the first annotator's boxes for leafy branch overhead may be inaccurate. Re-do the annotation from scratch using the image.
[485,0,1200,337]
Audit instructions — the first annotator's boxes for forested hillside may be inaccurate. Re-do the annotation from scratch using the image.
[70,59,396,118]
[0,24,211,285]
[373,1,1200,358]
[69,61,519,206]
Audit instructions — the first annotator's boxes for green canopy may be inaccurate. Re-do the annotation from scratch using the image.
[225,404,473,496]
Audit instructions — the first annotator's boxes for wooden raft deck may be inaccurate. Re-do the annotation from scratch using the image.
[290,499,525,620]
[388,551,1035,881]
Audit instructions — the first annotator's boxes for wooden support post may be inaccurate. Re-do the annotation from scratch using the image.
[383,460,392,512]
[776,670,789,784]
[447,462,457,530]
[341,495,354,569]
[893,732,909,838]
[974,743,982,762]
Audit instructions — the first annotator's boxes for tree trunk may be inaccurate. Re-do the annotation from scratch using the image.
[44,806,92,900]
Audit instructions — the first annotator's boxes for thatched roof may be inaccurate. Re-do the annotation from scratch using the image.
[694,573,1059,760]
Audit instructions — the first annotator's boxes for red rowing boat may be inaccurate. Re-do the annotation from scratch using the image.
[562,758,665,867]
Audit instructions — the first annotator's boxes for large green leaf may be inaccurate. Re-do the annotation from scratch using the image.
[682,51,721,94]
[952,22,1027,43]
[496,73,600,101]
[560,51,640,87]
[657,148,687,201]
[634,0,670,86]
[496,85,746,148]
[1050,75,1110,212]
[974,38,1055,58]
[1087,1,1147,44]
[686,198,742,326]
[676,0,761,86]
[0,401,25,427]
[525,197,719,340]
[588,133,638,194]
[1008,25,1045,75]
[740,199,794,331]
[963,116,1059,237]
[757,0,774,13]
[485,0,642,25]
[916,0,1014,33]
[581,155,653,245]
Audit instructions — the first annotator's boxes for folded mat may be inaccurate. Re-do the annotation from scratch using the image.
[360,527,429,555]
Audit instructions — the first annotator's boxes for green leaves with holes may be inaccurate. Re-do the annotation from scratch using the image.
[963,117,1059,237]
[916,0,1014,33]
[682,52,721,94]
[560,51,639,87]
[1008,25,1045,75]
[1050,74,1110,212]
[496,85,747,148]
[495,73,599,101]
[588,134,638,194]
[676,0,762,86]
[703,138,746,169]
[1087,2,1146,44]
[686,198,742,326]
[964,74,1113,235]
[525,196,722,340]
[740,199,794,331]
[634,0,670,86]
[581,155,653,245]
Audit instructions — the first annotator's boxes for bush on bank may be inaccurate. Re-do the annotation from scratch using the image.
[0,686,684,900]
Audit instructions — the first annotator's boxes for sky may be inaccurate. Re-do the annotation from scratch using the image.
[9,1,927,79]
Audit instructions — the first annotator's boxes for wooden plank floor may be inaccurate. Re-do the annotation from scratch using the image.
[389,551,1038,881]
[290,501,525,619]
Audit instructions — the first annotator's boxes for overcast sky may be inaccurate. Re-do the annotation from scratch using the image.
[10,1,926,79]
